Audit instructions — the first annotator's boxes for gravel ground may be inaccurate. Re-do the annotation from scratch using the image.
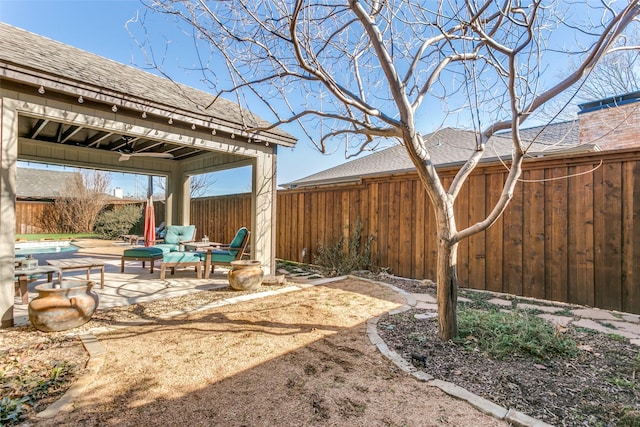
[1,278,505,426]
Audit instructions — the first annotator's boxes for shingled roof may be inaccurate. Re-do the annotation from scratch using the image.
[282,120,587,189]
[16,168,78,199]
[0,23,295,146]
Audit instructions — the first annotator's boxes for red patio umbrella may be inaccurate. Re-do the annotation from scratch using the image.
[143,195,156,247]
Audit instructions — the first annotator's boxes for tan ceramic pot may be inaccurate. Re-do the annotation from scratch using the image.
[28,280,99,332]
[228,260,264,291]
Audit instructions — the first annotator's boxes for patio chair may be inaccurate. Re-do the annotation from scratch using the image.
[154,222,167,240]
[120,222,166,245]
[201,227,250,276]
[152,225,197,254]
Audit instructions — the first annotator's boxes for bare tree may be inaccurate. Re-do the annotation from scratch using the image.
[539,27,640,122]
[137,0,640,340]
[153,174,217,198]
[576,28,640,101]
[50,170,111,233]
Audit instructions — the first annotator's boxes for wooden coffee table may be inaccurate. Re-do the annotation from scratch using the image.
[46,257,105,288]
[14,265,62,304]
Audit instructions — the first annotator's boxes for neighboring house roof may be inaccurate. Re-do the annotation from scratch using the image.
[283,121,585,189]
[16,168,78,199]
[0,23,296,147]
[16,168,137,201]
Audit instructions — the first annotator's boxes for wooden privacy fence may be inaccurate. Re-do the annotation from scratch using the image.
[15,201,53,234]
[15,200,165,234]
[190,194,252,244]
[190,148,640,315]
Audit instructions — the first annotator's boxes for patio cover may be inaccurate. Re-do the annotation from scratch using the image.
[0,23,297,327]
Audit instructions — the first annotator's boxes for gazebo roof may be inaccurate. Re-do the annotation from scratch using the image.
[0,23,296,160]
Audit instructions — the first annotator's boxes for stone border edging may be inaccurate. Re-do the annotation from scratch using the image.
[36,334,105,419]
[349,275,554,427]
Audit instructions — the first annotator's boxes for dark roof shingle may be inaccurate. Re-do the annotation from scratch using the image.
[17,168,78,199]
[283,121,583,188]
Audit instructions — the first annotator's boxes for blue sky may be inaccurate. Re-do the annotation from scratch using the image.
[0,0,357,196]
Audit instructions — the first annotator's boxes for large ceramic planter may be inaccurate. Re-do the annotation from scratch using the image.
[28,280,99,332]
[228,260,264,291]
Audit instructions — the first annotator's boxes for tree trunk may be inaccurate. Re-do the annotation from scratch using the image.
[437,237,459,341]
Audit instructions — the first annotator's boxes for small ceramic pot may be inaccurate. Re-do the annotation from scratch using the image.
[228,260,264,291]
[28,279,99,332]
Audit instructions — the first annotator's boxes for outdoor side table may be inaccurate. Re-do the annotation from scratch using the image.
[183,242,221,280]
[46,258,106,289]
[14,265,62,305]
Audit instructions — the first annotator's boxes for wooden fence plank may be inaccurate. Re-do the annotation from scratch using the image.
[378,182,390,270]
[467,174,486,290]
[625,160,640,313]
[522,169,546,299]
[455,178,470,288]
[413,180,426,280]
[598,162,623,310]
[504,180,523,296]
[368,182,380,267]
[567,165,595,306]
[387,181,401,274]
[485,172,503,292]
[545,167,569,302]
[398,180,413,277]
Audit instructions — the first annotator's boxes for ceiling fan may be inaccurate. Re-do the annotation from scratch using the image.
[117,136,174,161]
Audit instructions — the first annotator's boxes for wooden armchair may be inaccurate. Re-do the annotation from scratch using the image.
[201,227,250,276]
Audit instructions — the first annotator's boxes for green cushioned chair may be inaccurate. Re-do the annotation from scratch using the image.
[152,225,197,254]
[160,251,202,279]
[200,227,250,276]
[121,247,164,273]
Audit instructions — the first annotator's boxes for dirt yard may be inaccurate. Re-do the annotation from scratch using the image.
[8,279,504,426]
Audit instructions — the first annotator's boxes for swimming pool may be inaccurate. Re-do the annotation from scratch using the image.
[15,241,79,256]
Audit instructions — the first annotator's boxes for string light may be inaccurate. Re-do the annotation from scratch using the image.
[211,129,216,135]
[230,133,235,139]
[112,105,118,112]
[38,85,45,94]
[141,111,147,119]
[191,123,196,130]
[78,96,84,104]
[168,118,173,124]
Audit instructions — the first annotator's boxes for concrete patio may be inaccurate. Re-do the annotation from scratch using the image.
[13,240,232,326]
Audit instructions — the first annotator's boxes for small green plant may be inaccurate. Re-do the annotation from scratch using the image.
[93,204,143,239]
[455,308,577,360]
[0,396,30,425]
[618,408,640,427]
[600,322,617,329]
[608,377,636,389]
[314,218,373,276]
[0,360,74,425]
[609,334,627,342]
